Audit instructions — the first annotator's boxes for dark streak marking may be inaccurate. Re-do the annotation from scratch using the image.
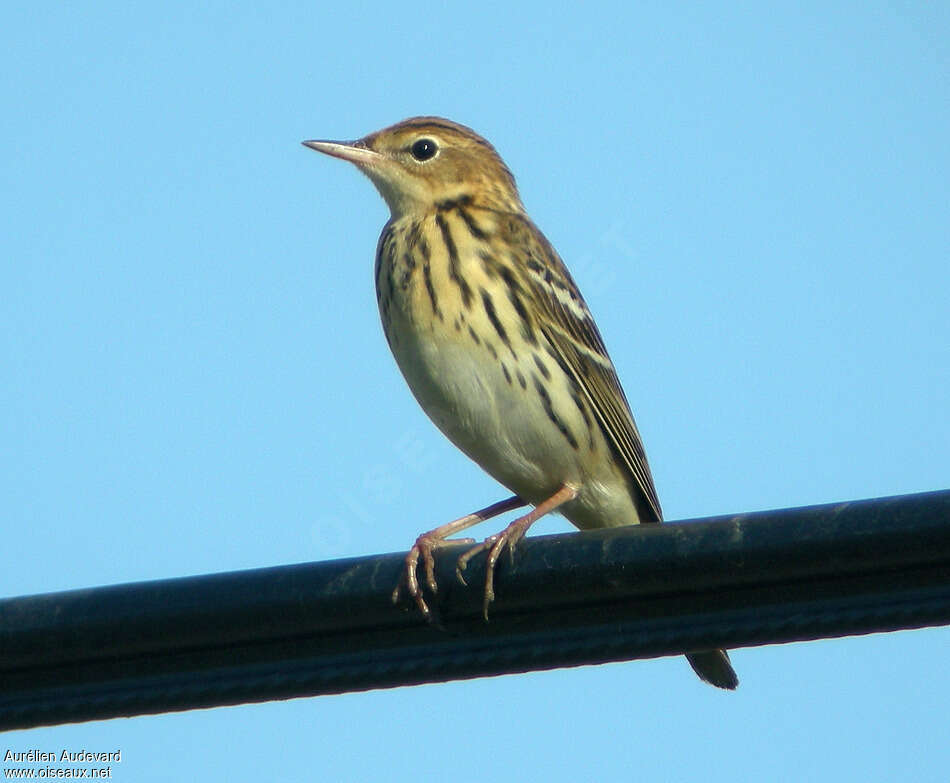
[457,207,488,240]
[405,221,420,250]
[533,376,579,450]
[533,354,551,380]
[570,390,595,448]
[386,238,397,267]
[544,342,574,378]
[422,262,442,320]
[436,194,473,212]
[500,266,537,345]
[478,249,499,278]
[480,288,511,350]
[385,257,396,306]
[436,212,472,309]
[399,252,416,289]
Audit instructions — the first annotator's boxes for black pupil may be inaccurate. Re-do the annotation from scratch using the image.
[411,139,437,161]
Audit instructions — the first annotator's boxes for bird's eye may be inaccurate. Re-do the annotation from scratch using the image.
[410,138,439,161]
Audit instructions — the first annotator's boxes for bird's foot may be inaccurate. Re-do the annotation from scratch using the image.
[456,484,579,620]
[391,495,525,622]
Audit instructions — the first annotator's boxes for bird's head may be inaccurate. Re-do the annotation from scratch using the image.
[304,117,523,218]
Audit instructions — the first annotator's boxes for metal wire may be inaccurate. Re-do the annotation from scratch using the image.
[2,488,949,731]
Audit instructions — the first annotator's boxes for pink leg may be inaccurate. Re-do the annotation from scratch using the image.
[393,495,525,621]
[456,484,579,620]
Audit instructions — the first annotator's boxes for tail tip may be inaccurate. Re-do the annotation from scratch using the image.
[686,650,739,690]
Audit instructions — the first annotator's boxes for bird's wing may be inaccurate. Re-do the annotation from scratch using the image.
[513,216,663,522]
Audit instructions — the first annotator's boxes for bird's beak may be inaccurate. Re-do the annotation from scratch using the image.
[303,137,408,217]
[302,139,383,168]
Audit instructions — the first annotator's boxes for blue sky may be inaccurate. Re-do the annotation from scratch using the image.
[3,2,949,780]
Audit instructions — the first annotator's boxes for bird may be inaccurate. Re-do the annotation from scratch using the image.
[303,117,738,690]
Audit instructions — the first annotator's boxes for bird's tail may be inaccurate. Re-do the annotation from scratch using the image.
[686,649,739,690]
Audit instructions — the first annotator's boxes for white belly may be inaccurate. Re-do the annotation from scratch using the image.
[385,308,644,530]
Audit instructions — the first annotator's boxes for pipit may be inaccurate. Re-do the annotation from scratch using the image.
[304,117,738,689]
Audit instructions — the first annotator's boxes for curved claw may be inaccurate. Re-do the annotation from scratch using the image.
[455,484,580,620]
[392,541,433,621]
[390,496,525,620]
[455,535,495,585]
